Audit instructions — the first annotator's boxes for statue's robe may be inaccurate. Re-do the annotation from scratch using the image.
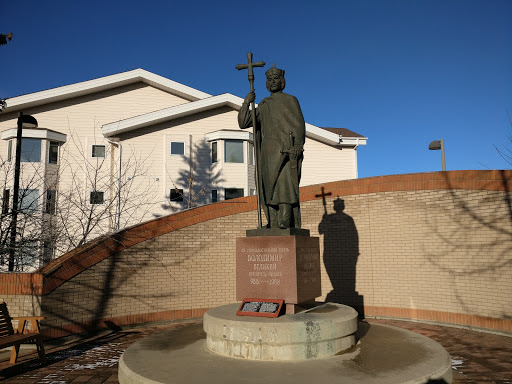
[239,92,306,210]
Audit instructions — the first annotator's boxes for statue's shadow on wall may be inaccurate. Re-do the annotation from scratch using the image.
[318,197,365,317]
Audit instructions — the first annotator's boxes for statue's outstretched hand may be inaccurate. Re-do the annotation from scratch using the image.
[244,91,256,104]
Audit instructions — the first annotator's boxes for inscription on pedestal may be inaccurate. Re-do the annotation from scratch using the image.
[298,246,320,286]
[244,246,287,287]
[236,236,321,304]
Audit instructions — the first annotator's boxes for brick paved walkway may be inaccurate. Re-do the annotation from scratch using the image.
[0,319,511,383]
[370,319,512,384]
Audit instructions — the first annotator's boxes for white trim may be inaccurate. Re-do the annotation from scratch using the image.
[305,124,368,146]
[1,128,67,143]
[2,69,211,113]
[340,136,367,147]
[163,135,167,202]
[305,123,341,144]
[102,93,244,137]
[354,139,359,179]
[204,129,253,142]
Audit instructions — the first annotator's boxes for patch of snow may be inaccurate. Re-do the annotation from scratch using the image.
[451,358,464,371]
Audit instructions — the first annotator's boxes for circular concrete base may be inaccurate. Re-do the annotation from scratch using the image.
[204,303,358,360]
[119,321,453,384]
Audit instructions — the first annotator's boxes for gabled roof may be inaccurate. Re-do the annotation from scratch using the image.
[321,127,367,139]
[319,127,368,147]
[3,69,211,113]
[3,69,366,147]
[102,93,244,137]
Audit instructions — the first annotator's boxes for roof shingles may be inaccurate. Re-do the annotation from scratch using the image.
[320,127,366,138]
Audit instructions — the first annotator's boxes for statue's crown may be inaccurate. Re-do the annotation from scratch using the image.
[265,66,285,77]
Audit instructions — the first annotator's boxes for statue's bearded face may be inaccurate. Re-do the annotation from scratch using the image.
[266,74,285,93]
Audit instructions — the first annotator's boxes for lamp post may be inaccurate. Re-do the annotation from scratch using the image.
[8,112,38,271]
[428,139,446,171]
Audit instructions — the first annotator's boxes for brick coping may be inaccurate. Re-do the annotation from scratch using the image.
[1,170,510,296]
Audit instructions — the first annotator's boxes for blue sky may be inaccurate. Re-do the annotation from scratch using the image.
[1,0,511,178]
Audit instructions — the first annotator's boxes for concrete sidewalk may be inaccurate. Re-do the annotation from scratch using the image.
[0,318,510,383]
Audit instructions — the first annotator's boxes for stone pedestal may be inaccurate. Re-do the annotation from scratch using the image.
[204,303,358,361]
[236,235,321,308]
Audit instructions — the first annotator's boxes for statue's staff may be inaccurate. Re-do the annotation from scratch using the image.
[236,52,265,228]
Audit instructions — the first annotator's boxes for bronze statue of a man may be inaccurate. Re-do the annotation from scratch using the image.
[238,67,306,229]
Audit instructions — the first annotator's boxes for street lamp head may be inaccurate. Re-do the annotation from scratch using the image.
[428,139,446,171]
[429,140,441,150]
[20,114,38,129]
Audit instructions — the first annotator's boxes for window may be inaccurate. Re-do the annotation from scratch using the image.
[248,142,254,165]
[7,140,12,162]
[225,188,244,200]
[19,189,39,213]
[90,191,104,204]
[211,142,218,163]
[225,140,243,163]
[49,141,59,164]
[45,190,57,215]
[18,241,38,271]
[2,189,9,214]
[21,138,42,162]
[170,142,185,155]
[92,145,105,158]
[42,241,56,264]
[211,189,218,203]
[170,188,184,202]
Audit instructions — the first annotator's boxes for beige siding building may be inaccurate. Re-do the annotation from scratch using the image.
[0,69,366,268]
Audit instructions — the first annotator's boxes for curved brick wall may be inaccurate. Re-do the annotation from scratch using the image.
[1,170,511,337]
